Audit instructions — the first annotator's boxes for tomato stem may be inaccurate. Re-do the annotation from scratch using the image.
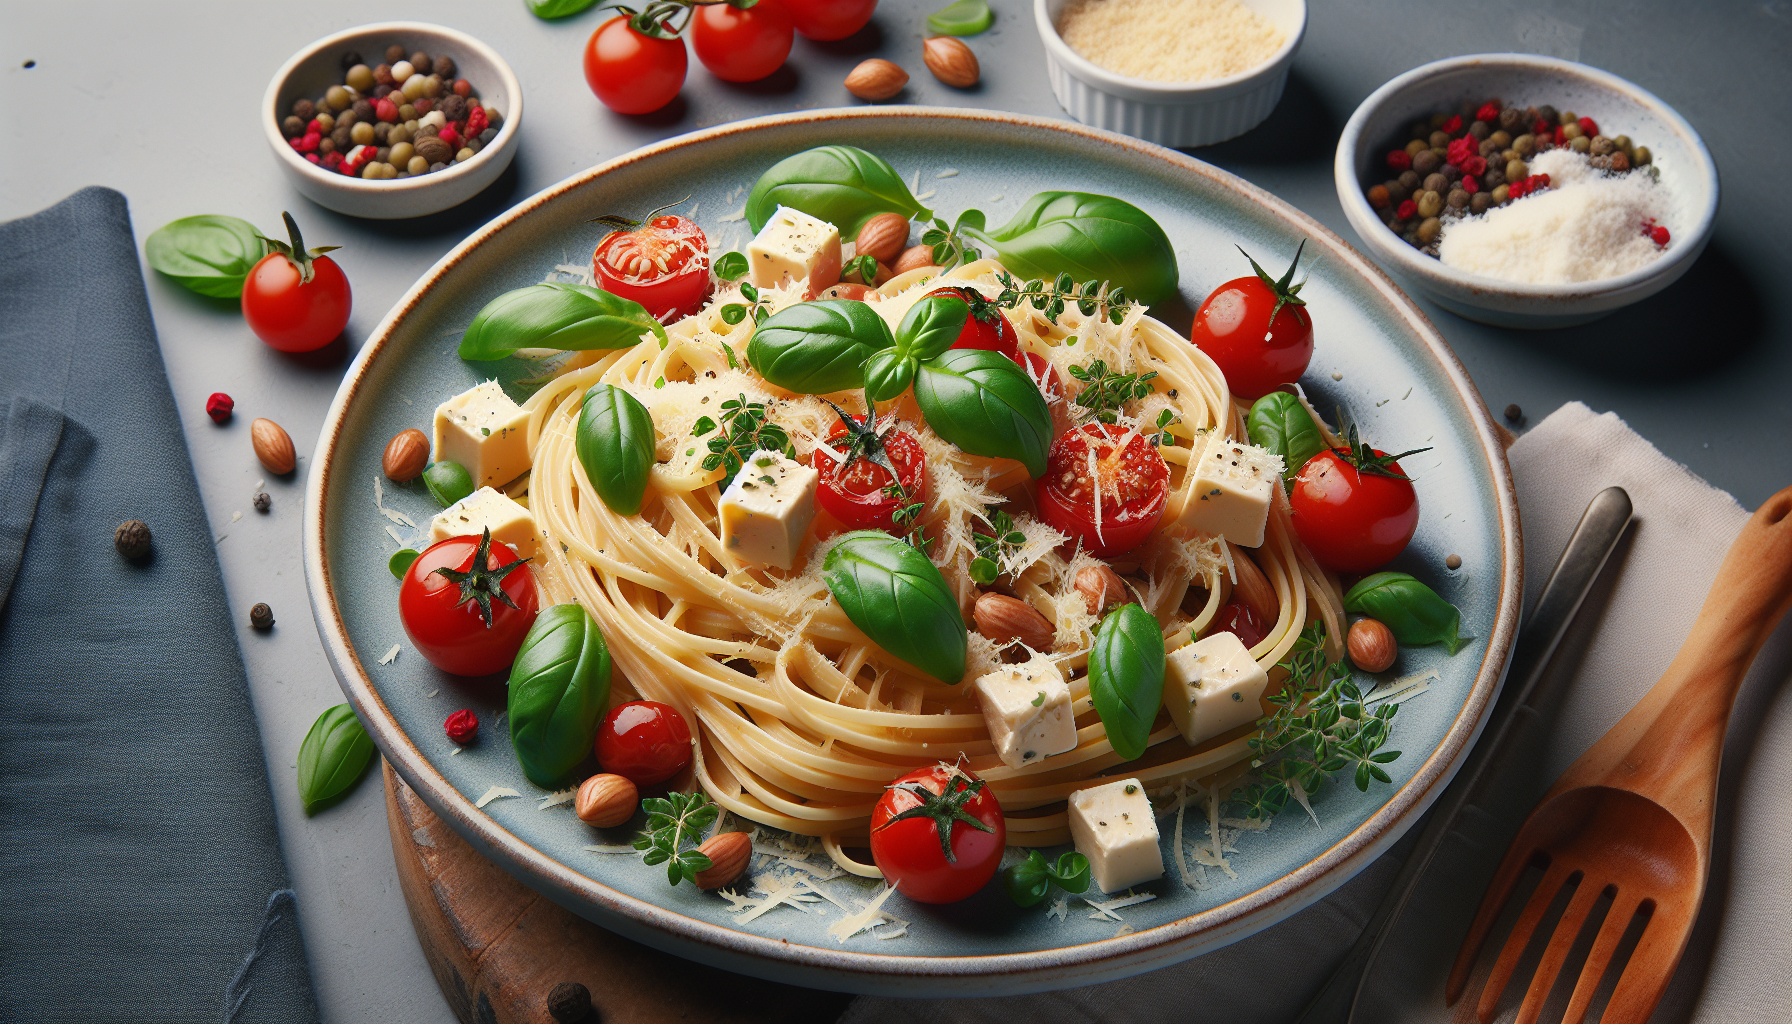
[874,775,995,864]
[1236,240,1308,333]
[429,527,530,628]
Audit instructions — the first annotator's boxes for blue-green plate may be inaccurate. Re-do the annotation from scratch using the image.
[304,108,1520,995]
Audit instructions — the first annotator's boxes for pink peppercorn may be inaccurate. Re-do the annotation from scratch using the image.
[1442,115,1462,134]
[375,98,400,123]
[466,107,488,136]
[445,710,478,744]
[414,97,433,115]
[323,150,343,169]
[1534,118,1552,137]
[305,153,321,164]
[1396,199,1418,220]
[1461,176,1479,194]
[1578,116,1599,137]
[1650,225,1670,246]
[437,126,461,149]
[205,392,234,424]
[1476,102,1501,124]
[1386,149,1412,172]
[1553,126,1567,146]
[453,78,472,97]
[1462,154,1488,177]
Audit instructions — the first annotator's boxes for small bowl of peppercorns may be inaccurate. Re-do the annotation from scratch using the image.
[263,22,522,219]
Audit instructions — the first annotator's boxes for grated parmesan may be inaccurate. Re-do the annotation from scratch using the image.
[537,787,578,809]
[1057,0,1285,84]
[829,884,900,942]
[1085,891,1157,920]
[378,644,400,665]
[474,786,520,808]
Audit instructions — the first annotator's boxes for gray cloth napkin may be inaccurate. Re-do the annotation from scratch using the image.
[0,188,318,1022]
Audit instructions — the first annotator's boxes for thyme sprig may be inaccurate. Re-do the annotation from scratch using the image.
[969,509,1026,584]
[993,271,1132,324]
[920,212,983,272]
[632,790,720,887]
[718,281,772,327]
[1067,359,1157,424]
[694,394,792,485]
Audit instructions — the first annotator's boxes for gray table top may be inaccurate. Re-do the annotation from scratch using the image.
[3,1,1787,1019]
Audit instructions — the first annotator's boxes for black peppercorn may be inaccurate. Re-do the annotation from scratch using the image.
[330,125,352,151]
[434,54,455,78]
[254,492,271,513]
[1411,150,1440,175]
[477,127,497,146]
[292,98,315,121]
[385,43,406,63]
[250,603,275,630]
[282,115,305,139]
[115,519,152,560]
[1397,169,1420,190]
[1468,120,1491,140]
[1537,104,1559,126]
[1498,107,1523,132]
[353,98,375,122]
[373,83,394,99]
[409,51,430,73]
[436,93,467,123]
[340,50,363,71]
[547,982,592,1023]
[373,122,391,145]
[1505,404,1523,422]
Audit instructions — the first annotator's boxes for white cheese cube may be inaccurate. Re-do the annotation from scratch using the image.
[718,450,818,571]
[432,381,533,489]
[1163,631,1270,746]
[429,486,538,559]
[747,206,842,295]
[1171,432,1281,548]
[973,657,1077,769]
[1067,778,1163,893]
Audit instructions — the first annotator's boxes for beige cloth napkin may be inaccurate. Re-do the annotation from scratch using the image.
[842,402,1792,1023]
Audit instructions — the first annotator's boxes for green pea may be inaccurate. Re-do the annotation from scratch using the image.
[423,460,474,507]
[388,548,419,579]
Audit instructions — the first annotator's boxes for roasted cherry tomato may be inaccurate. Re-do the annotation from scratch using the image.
[1210,601,1268,650]
[1290,441,1424,573]
[815,412,928,532]
[1189,243,1313,401]
[398,529,539,677]
[595,700,693,786]
[870,764,1005,904]
[781,0,877,40]
[584,15,687,115]
[691,0,794,82]
[241,212,351,353]
[924,286,1020,360]
[592,214,711,321]
[1037,423,1170,558]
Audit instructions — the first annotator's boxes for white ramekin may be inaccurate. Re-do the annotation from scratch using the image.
[1034,0,1306,149]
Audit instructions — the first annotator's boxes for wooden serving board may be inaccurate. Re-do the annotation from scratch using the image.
[383,762,853,1024]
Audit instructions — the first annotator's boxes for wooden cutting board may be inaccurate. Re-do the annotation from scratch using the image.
[383,761,854,1024]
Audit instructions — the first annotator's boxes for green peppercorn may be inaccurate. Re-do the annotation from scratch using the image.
[1417,190,1444,218]
[1492,184,1511,204]
[1561,122,1584,140]
[1570,135,1591,153]
[1613,134,1632,154]
[422,75,443,99]
[389,124,411,145]
[350,122,374,146]
[1632,146,1652,165]
[1589,135,1615,156]
[1514,133,1536,156]
[408,155,429,175]
[1558,109,1576,125]
[1489,130,1512,150]
[1506,158,1528,181]
[1417,217,1442,244]
[454,147,473,163]
[389,141,415,167]
[402,75,427,101]
[1470,192,1492,215]
[325,85,351,111]
[347,64,375,92]
[1429,130,1450,150]
[1401,138,1424,158]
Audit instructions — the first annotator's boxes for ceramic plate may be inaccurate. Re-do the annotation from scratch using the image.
[304,108,1520,995]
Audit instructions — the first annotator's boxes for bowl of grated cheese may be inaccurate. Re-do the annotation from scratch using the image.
[1035,0,1306,148]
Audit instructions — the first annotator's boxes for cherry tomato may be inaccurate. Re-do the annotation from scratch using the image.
[1189,244,1313,401]
[241,214,351,353]
[691,0,794,82]
[584,15,687,115]
[815,415,928,532]
[870,764,1005,904]
[592,214,711,321]
[399,531,539,676]
[924,286,1020,360]
[1210,601,1268,649]
[781,0,877,40]
[1290,447,1421,573]
[595,701,692,786]
[1037,423,1169,558]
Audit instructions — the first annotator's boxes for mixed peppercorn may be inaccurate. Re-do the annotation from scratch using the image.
[1363,99,1658,256]
[280,43,502,181]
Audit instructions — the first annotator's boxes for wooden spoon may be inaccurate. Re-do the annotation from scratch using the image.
[1447,484,1792,1024]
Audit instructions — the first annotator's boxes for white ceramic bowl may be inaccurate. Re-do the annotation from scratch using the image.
[1335,54,1719,329]
[263,22,522,220]
[1034,0,1305,148]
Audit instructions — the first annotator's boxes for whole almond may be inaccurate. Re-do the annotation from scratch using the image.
[1075,565,1130,616]
[892,244,938,276]
[974,592,1056,652]
[844,59,907,101]
[923,36,980,89]
[1226,543,1279,625]
[693,831,752,889]
[250,418,296,475]
[574,773,639,828]
[1347,617,1398,673]
[382,428,430,482]
[854,212,911,264]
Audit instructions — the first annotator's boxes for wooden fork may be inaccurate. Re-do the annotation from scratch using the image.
[1448,484,1792,1024]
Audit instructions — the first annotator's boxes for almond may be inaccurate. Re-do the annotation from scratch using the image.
[1226,543,1279,624]
[250,418,296,475]
[382,428,429,482]
[854,212,911,264]
[844,59,907,102]
[692,831,752,889]
[1347,617,1398,673]
[923,36,980,89]
[1075,565,1130,616]
[892,244,938,276]
[574,773,638,828]
[974,592,1055,652]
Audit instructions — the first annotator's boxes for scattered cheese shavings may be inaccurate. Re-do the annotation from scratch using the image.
[911,170,922,194]
[829,884,899,942]
[449,747,463,756]
[474,786,521,809]
[1047,896,1070,921]
[231,510,243,523]
[378,644,400,665]
[1289,777,1319,826]
[798,877,854,912]
[373,475,419,534]
[425,688,439,697]
[385,525,405,546]
[937,168,959,177]
[916,190,937,202]
[717,207,747,223]
[538,787,579,810]
[584,844,637,855]
[989,194,1004,202]
[255,479,266,489]
[729,873,813,924]
[1371,668,1438,706]
[876,921,910,939]
[1084,892,1157,920]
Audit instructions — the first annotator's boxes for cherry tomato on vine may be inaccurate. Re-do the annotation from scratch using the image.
[1189,242,1313,401]
[241,212,351,353]
[1290,431,1429,573]
[592,214,711,321]
[398,528,539,677]
[595,700,692,786]
[584,15,687,115]
[781,0,877,40]
[1037,423,1169,558]
[815,411,928,532]
[1210,601,1268,650]
[924,285,1020,360]
[691,0,794,82]
[870,764,1005,904]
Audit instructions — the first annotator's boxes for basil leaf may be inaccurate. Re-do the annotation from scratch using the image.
[1087,603,1165,761]
[912,349,1053,478]
[745,145,932,236]
[423,460,474,508]
[297,704,375,815]
[144,214,268,298]
[459,282,667,361]
[822,531,967,684]
[576,384,657,516]
[864,349,917,403]
[1048,851,1092,893]
[1344,572,1473,655]
[508,604,613,787]
[1003,850,1052,907]
[713,250,749,281]
[1247,392,1327,483]
[894,294,970,363]
[528,0,598,18]
[748,299,894,395]
[965,192,1179,308]
[388,548,419,579]
[928,0,994,35]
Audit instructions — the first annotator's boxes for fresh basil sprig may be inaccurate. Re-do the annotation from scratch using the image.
[145,214,269,298]
[864,294,971,401]
[1087,603,1165,761]
[633,791,719,887]
[1002,849,1091,907]
[912,349,1054,479]
[747,299,893,394]
[964,192,1179,308]
[508,604,613,787]
[745,145,933,236]
[822,531,967,684]
[297,704,375,815]
[1247,392,1327,485]
[576,384,657,516]
[1344,573,1472,655]
[459,282,668,362]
